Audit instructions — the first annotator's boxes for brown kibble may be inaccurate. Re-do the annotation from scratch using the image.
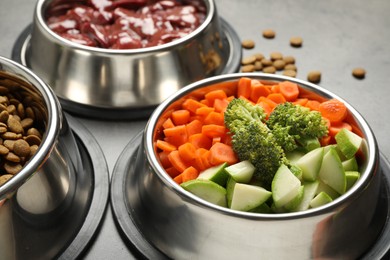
[261,59,273,66]
[241,64,255,72]
[273,60,286,70]
[263,66,276,74]
[241,39,255,49]
[5,152,21,163]
[24,135,42,146]
[27,128,42,138]
[30,145,39,157]
[7,116,24,134]
[3,140,14,151]
[253,53,265,61]
[13,139,30,157]
[283,70,297,78]
[290,36,303,47]
[241,55,257,65]
[21,118,34,129]
[4,162,23,175]
[307,71,322,83]
[2,132,22,140]
[283,56,295,65]
[254,61,263,71]
[270,52,283,61]
[0,144,9,155]
[0,174,13,185]
[285,64,297,71]
[0,110,9,123]
[352,68,366,79]
[262,29,275,39]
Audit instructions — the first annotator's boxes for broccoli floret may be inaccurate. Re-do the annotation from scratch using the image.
[225,98,287,188]
[267,102,328,152]
[224,98,267,133]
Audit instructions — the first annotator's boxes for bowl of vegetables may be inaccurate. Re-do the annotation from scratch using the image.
[126,73,382,259]
[21,0,241,119]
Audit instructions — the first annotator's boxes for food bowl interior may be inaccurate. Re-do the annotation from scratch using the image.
[0,57,92,260]
[25,0,239,115]
[126,73,383,259]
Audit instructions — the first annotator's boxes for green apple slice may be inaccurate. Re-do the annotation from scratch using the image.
[225,160,255,183]
[272,164,301,208]
[293,181,320,212]
[342,157,358,172]
[345,171,361,190]
[181,179,227,207]
[197,162,228,186]
[310,191,333,208]
[230,183,272,212]
[335,128,363,159]
[226,176,237,208]
[316,180,340,200]
[318,147,346,195]
[249,202,272,213]
[295,147,324,181]
[284,185,304,212]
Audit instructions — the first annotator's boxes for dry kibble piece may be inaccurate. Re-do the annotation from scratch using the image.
[290,36,303,47]
[0,174,13,185]
[352,68,366,79]
[263,66,276,74]
[2,132,22,140]
[283,70,297,78]
[4,162,23,175]
[7,116,24,134]
[5,152,21,163]
[307,71,322,83]
[261,58,273,66]
[273,60,286,70]
[24,135,42,146]
[254,61,263,71]
[241,39,255,49]
[0,144,9,155]
[3,140,15,151]
[285,64,297,71]
[283,56,295,65]
[241,64,255,72]
[27,128,42,138]
[241,55,257,65]
[253,53,265,61]
[270,52,283,61]
[13,139,30,157]
[30,144,39,157]
[0,110,9,123]
[262,29,275,39]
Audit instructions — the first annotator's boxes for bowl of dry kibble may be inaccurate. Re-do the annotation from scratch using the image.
[0,56,97,258]
[18,0,241,119]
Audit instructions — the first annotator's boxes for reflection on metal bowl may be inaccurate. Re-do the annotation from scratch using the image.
[125,73,383,259]
[23,0,241,118]
[0,56,97,259]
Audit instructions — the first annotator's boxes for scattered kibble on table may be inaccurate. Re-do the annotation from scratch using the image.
[352,68,366,79]
[241,39,255,49]
[307,71,322,83]
[239,29,364,81]
[290,36,303,47]
[262,29,276,39]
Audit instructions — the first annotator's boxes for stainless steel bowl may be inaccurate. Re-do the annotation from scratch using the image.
[128,73,382,259]
[0,56,94,259]
[24,0,240,118]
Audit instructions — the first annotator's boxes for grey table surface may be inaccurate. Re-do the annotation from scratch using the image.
[1,0,390,259]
